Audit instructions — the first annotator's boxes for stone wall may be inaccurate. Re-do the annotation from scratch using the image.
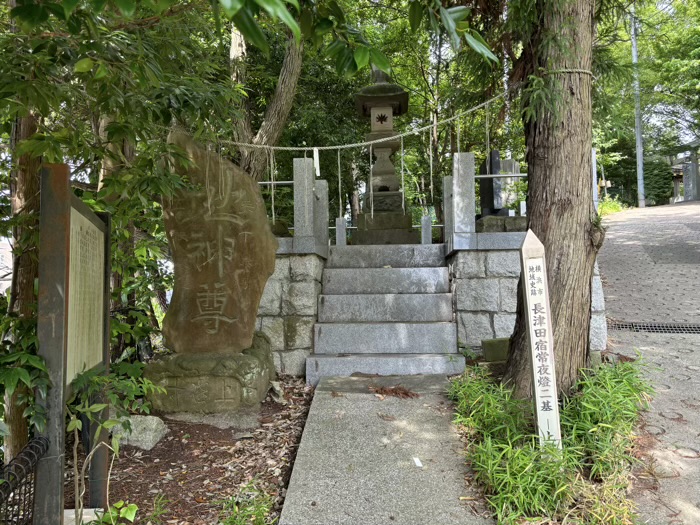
[257,254,324,375]
[448,250,607,355]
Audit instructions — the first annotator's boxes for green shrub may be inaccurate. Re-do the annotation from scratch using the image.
[450,360,652,524]
[597,195,628,217]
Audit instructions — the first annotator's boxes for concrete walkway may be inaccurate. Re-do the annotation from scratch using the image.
[599,201,700,524]
[280,375,492,525]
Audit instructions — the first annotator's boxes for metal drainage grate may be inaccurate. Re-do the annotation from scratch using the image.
[607,320,700,335]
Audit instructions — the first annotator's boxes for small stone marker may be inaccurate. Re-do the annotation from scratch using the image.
[520,230,562,449]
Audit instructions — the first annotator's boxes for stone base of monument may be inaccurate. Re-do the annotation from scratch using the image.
[354,196,420,245]
[476,215,528,233]
[144,333,275,413]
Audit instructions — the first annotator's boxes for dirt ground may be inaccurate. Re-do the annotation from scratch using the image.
[65,375,313,524]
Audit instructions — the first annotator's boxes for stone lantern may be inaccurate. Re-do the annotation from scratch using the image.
[353,68,419,244]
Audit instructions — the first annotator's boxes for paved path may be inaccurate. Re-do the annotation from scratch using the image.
[599,201,700,324]
[599,202,700,524]
[280,376,491,525]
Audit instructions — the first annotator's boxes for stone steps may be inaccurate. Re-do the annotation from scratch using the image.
[322,267,449,294]
[313,322,457,354]
[352,228,421,246]
[326,244,446,269]
[308,243,463,385]
[318,293,453,323]
[306,354,465,387]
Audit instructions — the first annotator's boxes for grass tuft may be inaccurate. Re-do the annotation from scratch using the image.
[218,482,277,525]
[450,360,652,524]
[597,195,629,217]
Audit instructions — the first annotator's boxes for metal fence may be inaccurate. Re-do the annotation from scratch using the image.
[1,437,49,525]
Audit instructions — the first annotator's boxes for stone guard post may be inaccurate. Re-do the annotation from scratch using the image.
[444,153,476,252]
[291,158,328,257]
[34,164,111,523]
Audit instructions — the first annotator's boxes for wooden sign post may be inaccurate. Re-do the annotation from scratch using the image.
[34,164,111,524]
[520,230,562,449]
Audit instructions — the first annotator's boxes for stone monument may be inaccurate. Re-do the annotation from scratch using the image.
[146,130,277,413]
[353,68,420,244]
[479,149,519,216]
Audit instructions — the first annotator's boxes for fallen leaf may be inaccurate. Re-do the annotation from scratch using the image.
[369,385,420,399]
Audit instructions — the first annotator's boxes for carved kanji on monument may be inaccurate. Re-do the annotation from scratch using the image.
[163,130,278,353]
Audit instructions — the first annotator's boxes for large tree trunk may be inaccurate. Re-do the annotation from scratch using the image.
[503,0,604,398]
[5,114,41,462]
[231,29,304,181]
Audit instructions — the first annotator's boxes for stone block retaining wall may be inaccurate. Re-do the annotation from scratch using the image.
[448,250,607,355]
[257,254,324,375]
[257,249,607,377]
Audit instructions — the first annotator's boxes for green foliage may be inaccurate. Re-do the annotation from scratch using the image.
[143,494,170,525]
[643,157,673,206]
[449,361,652,524]
[450,365,531,443]
[597,195,628,217]
[219,482,277,525]
[0,297,50,450]
[90,500,139,524]
[67,360,165,455]
[561,360,653,481]
[406,1,496,62]
[505,179,528,211]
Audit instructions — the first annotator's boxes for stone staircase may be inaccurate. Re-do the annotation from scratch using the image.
[306,244,465,385]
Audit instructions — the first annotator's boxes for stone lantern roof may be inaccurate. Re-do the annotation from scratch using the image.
[355,68,409,117]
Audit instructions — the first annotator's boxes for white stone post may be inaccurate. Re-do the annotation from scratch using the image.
[521,230,562,449]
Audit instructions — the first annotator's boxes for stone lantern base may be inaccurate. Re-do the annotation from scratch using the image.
[354,193,420,245]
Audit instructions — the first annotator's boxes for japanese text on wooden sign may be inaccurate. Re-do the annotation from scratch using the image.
[521,231,562,449]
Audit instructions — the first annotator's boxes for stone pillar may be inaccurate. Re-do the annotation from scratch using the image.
[448,153,476,252]
[421,214,432,244]
[687,151,699,201]
[673,177,681,203]
[313,179,329,258]
[443,175,454,254]
[479,150,500,215]
[480,151,519,215]
[293,158,316,253]
[335,217,347,246]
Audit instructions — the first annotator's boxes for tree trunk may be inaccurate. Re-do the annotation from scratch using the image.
[503,0,604,398]
[5,114,41,462]
[231,30,304,181]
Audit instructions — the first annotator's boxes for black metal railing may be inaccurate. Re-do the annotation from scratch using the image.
[1,437,49,525]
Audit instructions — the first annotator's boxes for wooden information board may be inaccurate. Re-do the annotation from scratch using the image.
[34,164,110,524]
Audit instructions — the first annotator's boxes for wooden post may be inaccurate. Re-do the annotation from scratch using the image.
[520,230,562,449]
[34,164,111,523]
